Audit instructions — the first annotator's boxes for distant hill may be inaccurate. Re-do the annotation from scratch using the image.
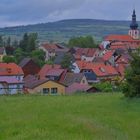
[0,19,138,43]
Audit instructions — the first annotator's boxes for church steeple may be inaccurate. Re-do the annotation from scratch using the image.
[129,9,140,39]
[130,9,138,30]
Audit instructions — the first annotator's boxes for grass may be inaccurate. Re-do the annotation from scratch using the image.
[0,93,140,140]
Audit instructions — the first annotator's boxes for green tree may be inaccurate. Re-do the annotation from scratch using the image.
[0,35,4,47]
[27,33,38,51]
[14,48,25,63]
[31,49,45,67]
[122,49,140,97]
[6,36,11,47]
[19,33,38,52]
[68,35,97,48]
[19,33,29,51]
[3,56,16,63]
[94,81,113,92]
[12,39,19,48]
[61,54,73,70]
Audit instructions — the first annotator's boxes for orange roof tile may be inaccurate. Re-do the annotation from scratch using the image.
[76,61,118,77]
[102,50,115,61]
[115,64,127,76]
[0,63,24,76]
[75,48,97,57]
[38,64,61,78]
[105,35,134,42]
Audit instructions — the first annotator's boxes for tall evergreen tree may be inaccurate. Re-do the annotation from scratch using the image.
[0,35,3,47]
[6,36,11,47]
[19,33,29,51]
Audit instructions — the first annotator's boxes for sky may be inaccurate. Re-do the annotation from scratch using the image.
[0,0,139,27]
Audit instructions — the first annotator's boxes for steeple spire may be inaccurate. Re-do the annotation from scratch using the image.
[130,9,138,30]
[128,9,139,39]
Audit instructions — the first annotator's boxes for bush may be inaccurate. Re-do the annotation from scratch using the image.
[122,49,140,97]
[94,81,113,92]
[2,55,17,63]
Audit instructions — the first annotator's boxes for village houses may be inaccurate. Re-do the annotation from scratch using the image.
[0,9,140,95]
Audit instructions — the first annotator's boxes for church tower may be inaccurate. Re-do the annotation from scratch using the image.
[128,9,140,39]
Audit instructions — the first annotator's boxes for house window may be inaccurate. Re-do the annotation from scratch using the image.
[17,84,20,89]
[51,88,58,94]
[43,88,50,94]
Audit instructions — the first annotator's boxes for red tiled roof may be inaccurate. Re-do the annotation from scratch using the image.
[115,64,127,76]
[110,45,126,50]
[102,50,115,61]
[41,43,59,50]
[115,55,130,64]
[76,61,118,77]
[105,35,135,42]
[110,42,127,50]
[38,64,61,78]
[59,69,68,83]
[46,69,65,76]
[74,54,81,60]
[75,48,97,57]
[0,63,24,76]
[111,42,126,46]
[110,42,140,50]
[76,61,93,70]
[41,43,67,52]
[91,64,118,77]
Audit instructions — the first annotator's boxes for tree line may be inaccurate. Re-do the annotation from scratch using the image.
[0,33,45,67]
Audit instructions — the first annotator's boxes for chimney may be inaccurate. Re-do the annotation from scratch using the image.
[7,68,11,73]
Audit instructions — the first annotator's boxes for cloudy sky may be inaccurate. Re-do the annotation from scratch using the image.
[0,0,139,27]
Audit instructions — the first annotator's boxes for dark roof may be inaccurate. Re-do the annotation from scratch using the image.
[62,73,85,86]
[54,51,66,64]
[0,47,5,54]
[24,77,66,89]
[46,69,65,76]
[130,9,138,30]
[66,83,91,94]
[25,78,48,89]
[84,73,97,81]
[19,58,32,67]
[54,52,75,64]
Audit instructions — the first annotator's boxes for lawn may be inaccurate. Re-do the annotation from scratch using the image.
[0,93,140,140]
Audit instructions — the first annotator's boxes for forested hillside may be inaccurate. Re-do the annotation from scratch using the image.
[0,19,137,43]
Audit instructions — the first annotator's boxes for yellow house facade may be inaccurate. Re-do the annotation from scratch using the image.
[28,80,66,95]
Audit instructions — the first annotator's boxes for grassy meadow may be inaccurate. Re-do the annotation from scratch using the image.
[0,93,140,140]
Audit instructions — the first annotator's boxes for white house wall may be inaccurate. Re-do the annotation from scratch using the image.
[72,63,80,73]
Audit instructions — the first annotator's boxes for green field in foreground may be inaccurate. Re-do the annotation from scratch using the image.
[0,93,140,140]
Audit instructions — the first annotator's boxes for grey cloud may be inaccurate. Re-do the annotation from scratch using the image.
[0,0,139,27]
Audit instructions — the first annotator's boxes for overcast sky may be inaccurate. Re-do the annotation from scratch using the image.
[0,0,139,27]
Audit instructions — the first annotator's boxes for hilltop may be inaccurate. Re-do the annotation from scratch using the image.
[0,19,137,43]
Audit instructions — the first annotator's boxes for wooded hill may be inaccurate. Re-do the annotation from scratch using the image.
[0,19,138,43]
